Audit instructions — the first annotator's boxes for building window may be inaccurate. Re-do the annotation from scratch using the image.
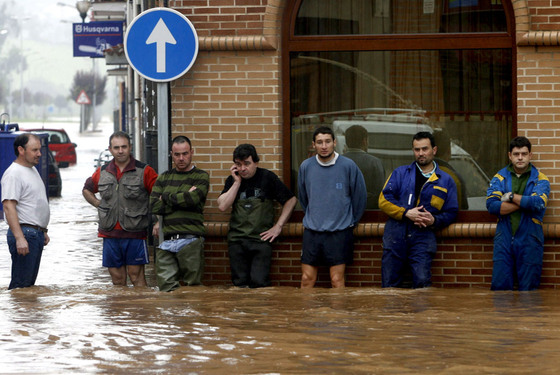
[283,0,514,214]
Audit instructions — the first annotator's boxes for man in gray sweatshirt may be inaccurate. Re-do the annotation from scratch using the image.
[298,126,367,288]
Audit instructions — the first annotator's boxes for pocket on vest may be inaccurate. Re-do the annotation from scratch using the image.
[122,206,148,231]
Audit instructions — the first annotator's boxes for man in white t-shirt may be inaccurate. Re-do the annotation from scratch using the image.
[1,133,50,289]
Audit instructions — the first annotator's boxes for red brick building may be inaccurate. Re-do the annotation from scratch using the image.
[153,0,560,288]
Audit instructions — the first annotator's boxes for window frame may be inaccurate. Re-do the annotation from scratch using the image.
[281,0,517,222]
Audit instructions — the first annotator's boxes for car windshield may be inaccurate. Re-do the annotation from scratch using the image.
[29,130,70,144]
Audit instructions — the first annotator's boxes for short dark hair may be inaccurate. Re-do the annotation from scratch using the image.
[509,136,531,152]
[233,143,259,163]
[172,135,192,148]
[345,125,367,149]
[13,133,38,156]
[109,131,131,146]
[313,126,334,142]
[412,131,435,148]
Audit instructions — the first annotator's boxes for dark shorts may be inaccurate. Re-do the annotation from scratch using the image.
[301,227,354,267]
[102,238,149,268]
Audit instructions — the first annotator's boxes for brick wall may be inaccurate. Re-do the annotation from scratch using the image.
[517,43,560,220]
[164,0,560,288]
[527,0,560,30]
[172,50,282,223]
[171,0,268,37]
[203,236,560,289]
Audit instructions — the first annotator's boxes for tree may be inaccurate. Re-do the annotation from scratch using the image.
[0,2,26,109]
[69,70,107,129]
[32,91,52,107]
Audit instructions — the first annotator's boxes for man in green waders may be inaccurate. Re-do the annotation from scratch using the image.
[218,144,297,288]
[150,136,209,292]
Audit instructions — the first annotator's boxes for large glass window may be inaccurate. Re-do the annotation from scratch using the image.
[284,0,514,213]
[295,0,507,35]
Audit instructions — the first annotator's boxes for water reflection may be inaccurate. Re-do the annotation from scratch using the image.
[1,122,560,373]
[5,286,560,373]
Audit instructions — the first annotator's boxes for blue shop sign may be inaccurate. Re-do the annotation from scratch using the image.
[73,21,124,58]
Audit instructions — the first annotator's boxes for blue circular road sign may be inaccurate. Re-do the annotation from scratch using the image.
[124,8,198,82]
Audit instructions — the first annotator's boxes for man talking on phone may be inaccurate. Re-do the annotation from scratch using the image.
[218,144,296,288]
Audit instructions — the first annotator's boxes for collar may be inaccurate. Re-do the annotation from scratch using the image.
[174,164,196,173]
[507,163,532,177]
[316,152,339,167]
[416,161,437,178]
[106,157,137,175]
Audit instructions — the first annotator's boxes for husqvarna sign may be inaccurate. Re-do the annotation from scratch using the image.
[73,21,124,58]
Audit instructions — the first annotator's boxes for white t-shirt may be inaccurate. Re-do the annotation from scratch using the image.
[1,162,50,228]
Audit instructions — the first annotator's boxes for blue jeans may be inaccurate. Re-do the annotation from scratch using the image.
[7,227,45,290]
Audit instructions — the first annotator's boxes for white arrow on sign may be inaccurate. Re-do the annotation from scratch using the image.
[146,18,176,73]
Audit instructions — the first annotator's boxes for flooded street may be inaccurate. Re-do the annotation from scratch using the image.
[2,122,560,373]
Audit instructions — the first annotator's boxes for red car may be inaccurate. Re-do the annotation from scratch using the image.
[26,129,77,168]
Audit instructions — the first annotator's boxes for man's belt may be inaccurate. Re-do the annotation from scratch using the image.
[20,223,48,233]
[164,233,199,241]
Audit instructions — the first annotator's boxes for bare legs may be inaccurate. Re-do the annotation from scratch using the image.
[108,265,147,286]
[301,263,346,288]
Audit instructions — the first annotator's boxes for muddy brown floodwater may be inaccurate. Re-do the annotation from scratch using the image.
[2,122,560,374]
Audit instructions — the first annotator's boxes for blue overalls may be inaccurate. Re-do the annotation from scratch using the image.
[379,162,458,288]
[486,165,549,291]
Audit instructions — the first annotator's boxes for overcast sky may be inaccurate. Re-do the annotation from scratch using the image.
[3,0,83,44]
[1,0,109,103]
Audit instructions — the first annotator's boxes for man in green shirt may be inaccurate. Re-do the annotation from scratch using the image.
[150,136,209,292]
[486,136,550,290]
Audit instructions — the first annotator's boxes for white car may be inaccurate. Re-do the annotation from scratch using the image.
[332,115,490,210]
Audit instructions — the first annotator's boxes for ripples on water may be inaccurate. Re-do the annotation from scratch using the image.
[2,123,560,374]
[2,286,560,374]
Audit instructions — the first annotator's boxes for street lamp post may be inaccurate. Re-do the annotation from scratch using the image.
[59,1,95,131]
[12,16,31,120]
[76,1,91,23]
[0,29,10,115]
[73,1,94,131]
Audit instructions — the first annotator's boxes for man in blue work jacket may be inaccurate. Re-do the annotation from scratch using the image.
[486,136,550,291]
[379,131,458,288]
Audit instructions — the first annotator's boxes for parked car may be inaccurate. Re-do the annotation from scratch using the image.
[25,128,77,168]
[332,117,491,210]
[47,149,62,197]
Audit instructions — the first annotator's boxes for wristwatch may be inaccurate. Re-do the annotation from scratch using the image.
[509,193,514,203]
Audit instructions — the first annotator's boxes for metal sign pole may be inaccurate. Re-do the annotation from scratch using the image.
[156,82,168,242]
[157,82,168,174]
[124,8,199,246]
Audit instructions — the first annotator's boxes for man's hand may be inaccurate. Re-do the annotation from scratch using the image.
[16,237,29,256]
[230,165,242,184]
[152,221,160,237]
[260,224,282,243]
[501,192,512,202]
[44,233,50,246]
[82,189,101,208]
[405,206,435,227]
